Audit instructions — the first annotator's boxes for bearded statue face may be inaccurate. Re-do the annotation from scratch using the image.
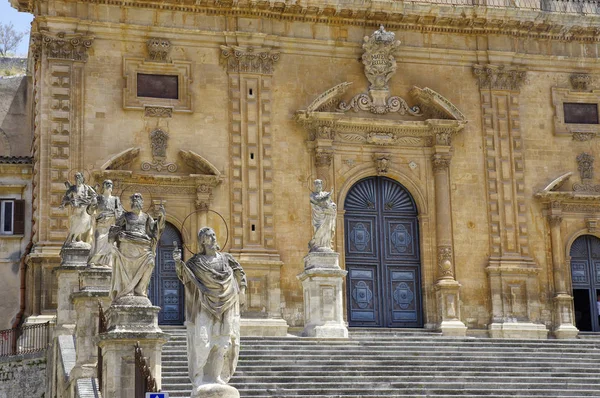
[130,193,144,210]
[103,180,113,194]
[75,172,84,186]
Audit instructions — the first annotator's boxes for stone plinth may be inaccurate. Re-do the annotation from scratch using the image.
[297,253,348,338]
[435,279,467,337]
[97,303,167,398]
[193,383,240,398]
[489,322,548,339]
[54,245,90,335]
[69,267,112,381]
[553,294,579,339]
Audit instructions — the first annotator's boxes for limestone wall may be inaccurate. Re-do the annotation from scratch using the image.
[0,352,46,398]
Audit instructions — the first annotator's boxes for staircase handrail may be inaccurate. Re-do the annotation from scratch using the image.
[0,321,50,357]
[134,341,159,398]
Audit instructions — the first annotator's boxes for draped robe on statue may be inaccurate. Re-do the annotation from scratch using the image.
[88,195,123,267]
[110,211,165,301]
[176,252,247,386]
[309,190,337,252]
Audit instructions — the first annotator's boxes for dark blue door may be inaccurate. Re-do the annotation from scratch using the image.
[571,235,600,332]
[149,222,185,325]
[345,176,423,328]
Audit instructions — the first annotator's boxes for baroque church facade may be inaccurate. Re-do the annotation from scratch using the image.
[4,0,600,349]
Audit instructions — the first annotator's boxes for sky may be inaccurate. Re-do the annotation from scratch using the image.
[0,1,34,57]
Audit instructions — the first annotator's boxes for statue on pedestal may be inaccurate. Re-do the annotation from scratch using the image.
[109,193,165,304]
[60,172,97,247]
[308,179,337,252]
[173,227,246,398]
[87,180,123,267]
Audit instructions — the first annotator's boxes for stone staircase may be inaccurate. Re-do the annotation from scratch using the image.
[160,326,600,397]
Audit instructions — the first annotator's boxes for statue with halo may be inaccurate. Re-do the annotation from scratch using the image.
[173,226,246,398]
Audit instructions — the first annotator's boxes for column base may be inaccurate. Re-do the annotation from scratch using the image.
[241,318,289,336]
[192,383,240,398]
[488,322,548,339]
[438,320,467,337]
[553,323,579,339]
[553,293,578,339]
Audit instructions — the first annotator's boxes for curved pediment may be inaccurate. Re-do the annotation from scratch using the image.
[306,82,353,113]
[178,150,221,177]
[101,147,140,170]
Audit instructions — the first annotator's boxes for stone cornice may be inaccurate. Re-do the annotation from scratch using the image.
[220,45,280,75]
[14,0,600,43]
[473,64,527,91]
[31,31,94,62]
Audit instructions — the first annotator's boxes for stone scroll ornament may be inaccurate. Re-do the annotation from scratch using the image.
[309,179,337,252]
[173,227,247,398]
[108,193,165,306]
[60,172,97,248]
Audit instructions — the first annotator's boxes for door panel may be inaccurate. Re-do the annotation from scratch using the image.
[570,235,600,332]
[345,177,422,328]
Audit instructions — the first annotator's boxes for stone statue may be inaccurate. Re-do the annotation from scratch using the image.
[87,180,123,267]
[60,172,97,247]
[173,227,246,398]
[109,193,165,304]
[308,179,337,252]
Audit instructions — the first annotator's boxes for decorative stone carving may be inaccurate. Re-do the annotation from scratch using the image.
[144,106,173,118]
[361,25,400,91]
[570,73,591,91]
[432,154,451,172]
[146,38,171,62]
[195,184,213,211]
[305,82,353,113]
[32,31,94,62]
[60,172,97,248]
[438,246,453,278]
[338,92,422,116]
[373,154,391,175]
[548,214,563,227]
[367,132,398,145]
[586,218,598,233]
[435,131,452,146]
[173,227,246,397]
[87,180,124,267]
[577,152,594,180]
[110,193,165,305]
[141,129,178,173]
[220,46,280,75]
[473,64,527,91]
[411,87,466,121]
[309,179,337,253]
[315,149,333,168]
[573,132,595,141]
[178,150,221,176]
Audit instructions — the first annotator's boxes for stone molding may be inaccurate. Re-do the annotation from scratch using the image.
[535,172,600,215]
[473,64,527,91]
[551,87,600,139]
[220,46,280,75]
[31,32,94,62]
[144,106,173,118]
[15,0,600,43]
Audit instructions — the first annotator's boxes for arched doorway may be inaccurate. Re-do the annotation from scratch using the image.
[344,176,423,328]
[148,222,184,325]
[570,234,600,332]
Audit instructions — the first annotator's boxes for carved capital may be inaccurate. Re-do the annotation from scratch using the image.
[315,149,334,168]
[373,154,391,175]
[573,132,595,142]
[437,246,454,279]
[146,38,171,62]
[195,184,213,211]
[434,130,452,146]
[570,73,591,91]
[220,46,280,75]
[34,31,94,62]
[473,64,527,91]
[548,214,563,227]
[432,154,451,173]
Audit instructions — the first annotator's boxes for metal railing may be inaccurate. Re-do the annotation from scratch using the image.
[135,342,159,398]
[0,321,50,357]
[98,302,107,392]
[401,0,600,14]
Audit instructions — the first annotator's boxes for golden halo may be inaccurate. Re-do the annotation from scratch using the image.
[180,209,229,256]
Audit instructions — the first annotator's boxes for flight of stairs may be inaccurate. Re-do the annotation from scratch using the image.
[160,326,600,397]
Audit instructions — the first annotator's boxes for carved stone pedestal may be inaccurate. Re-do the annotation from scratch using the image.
[54,245,91,335]
[69,267,112,382]
[298,253,348,338]
[553,294,579,339]
[193,383,240,398]
[97,303,167,398]
[435,280,467,337]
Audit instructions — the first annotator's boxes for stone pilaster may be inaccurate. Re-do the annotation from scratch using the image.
[547,207,578,339]
[474,64,546,339]
[221,44,288,336]
[431,147,467,336]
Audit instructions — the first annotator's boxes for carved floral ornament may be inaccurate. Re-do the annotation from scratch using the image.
[570,73,591,91]
[220,46,280,75]
[472,64,527,91]
[146,38,171,62]
[31,32,94,62]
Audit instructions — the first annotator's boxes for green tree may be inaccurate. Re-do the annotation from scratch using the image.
[0,22,28,57]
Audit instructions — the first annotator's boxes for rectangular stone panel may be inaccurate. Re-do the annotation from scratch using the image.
[563,103,599,124]
[136,73,179,99]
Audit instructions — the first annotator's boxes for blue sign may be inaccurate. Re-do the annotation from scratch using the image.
[146,393,168,398]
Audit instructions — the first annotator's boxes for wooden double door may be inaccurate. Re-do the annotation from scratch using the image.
[148,222,185,325]
[571,235,600,332]
[344,176,423,328]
